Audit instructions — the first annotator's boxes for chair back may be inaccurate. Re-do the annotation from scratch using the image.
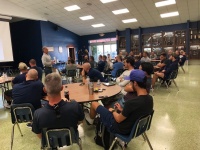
[11,103,35,124]
[42,128,78,149]
[67,70,76,77]
[115,69,124,77]
[169,70,178,80]
[127,110,154,142]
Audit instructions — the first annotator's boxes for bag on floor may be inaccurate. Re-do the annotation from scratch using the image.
[94,117,115,150]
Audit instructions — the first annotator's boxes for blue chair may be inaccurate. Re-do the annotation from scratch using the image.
[41,127,82,150]
[109,110,154,150]
[10,103,35,150]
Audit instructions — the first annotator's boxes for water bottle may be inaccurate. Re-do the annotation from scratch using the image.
[86,76,90,89]
[89,82,94,95]
[64,86,70,100]
[97,79,101,88]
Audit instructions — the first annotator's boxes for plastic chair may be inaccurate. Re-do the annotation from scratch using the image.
[10,103,35,150]
[109,110,154,150]
[41,128,82,150]
[66,70,77,83]
[160,70,179,92]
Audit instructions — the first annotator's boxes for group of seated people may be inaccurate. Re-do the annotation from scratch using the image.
[2,49,187,149]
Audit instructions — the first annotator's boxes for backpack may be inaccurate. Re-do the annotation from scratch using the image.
[94,117,115,150]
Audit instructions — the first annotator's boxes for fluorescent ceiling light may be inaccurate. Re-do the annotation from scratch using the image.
[64,5,80,11]
[112,8,129,15]
[122,18,137,23]
[79,15,94,20]
[0,15,12,20]
[100,0,118,3]
[92,24,105,28]
[160,11,179,18]
[155,0,176,7]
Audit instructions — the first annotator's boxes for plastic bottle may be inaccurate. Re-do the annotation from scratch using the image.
[86,76,90,89]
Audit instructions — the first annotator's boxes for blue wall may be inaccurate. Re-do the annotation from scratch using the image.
[40,21,80,63]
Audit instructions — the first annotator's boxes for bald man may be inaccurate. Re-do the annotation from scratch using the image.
[12,69,46,110]
[82,63,105,82]
[41,47,55,76]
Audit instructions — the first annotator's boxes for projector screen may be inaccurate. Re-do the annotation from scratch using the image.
[0,21,13,62]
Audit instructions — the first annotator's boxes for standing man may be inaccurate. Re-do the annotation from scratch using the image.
[29,59,43,80]
[41,47,55,76]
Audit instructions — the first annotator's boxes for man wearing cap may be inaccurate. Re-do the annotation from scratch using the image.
[41,47,55,76]
[4,62,28,108]
[89,69,153,135]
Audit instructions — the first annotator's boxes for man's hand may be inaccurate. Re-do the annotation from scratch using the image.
[114,103,123,112]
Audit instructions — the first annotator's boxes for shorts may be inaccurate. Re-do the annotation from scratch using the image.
[96,105,116,133]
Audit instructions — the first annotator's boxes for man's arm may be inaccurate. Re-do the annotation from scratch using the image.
[37,134,42,139]
[109,105,126,123]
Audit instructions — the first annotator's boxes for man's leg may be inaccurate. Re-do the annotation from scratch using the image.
[44,67,52,76]
[90,102,100,119]
[151,72,159,88]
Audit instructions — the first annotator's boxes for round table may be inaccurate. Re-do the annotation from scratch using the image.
[60,82,122,103]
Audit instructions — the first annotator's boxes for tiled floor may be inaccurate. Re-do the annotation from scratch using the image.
[0,63,200,150]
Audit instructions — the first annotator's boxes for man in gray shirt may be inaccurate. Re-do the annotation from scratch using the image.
[41,47,55,76]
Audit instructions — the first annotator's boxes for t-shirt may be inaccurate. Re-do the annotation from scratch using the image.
[32,100,84,134]
[12,80,45,109]
[115,95,153,134]
[87,68,105,82]
[97,61,106,72]
[31,66,43,81]
[111,62,124,77]
[12,72,27,85]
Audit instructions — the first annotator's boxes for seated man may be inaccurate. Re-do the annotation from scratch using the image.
[152,53,178,89]
[4,62,28,108]
[111,55,124,77]
[29,59,43,80]
[154,53,170,71]
[90,70,153,135]
[32,73,84,139]
[82,63,105,82]
[12,69,46,110]
[140,51,151,62]
[179,50,187,66]
[97,55,106,72]
[116,57,134,95]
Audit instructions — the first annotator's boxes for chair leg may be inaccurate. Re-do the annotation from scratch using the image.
[172,80,179,91]
[78,137,82,150]
[109,137,117,150]
[181,66,185,73]
[143,132,153,150]
[164,81,170,93]
[11,124,16,150]
[16,123,23,136]
[142,134,146,141]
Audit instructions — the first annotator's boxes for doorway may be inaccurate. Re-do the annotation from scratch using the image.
[68,47,75,60]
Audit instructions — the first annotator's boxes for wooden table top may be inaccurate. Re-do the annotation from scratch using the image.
[0,77,13,84]
[59,82,121,103]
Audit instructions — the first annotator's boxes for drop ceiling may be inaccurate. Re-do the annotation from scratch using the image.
[5,0,200,35]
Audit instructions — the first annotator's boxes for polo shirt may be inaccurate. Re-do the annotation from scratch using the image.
[12,72,27,85]
[32,100,85,134]
[87,68,105,82]
[12,80,45,109]
[31,66,43,81]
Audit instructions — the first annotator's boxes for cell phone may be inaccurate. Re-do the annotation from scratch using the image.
[98,89,103,92]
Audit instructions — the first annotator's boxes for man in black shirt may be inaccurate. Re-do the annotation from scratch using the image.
[90,69,153,134]
[29,59,43,80]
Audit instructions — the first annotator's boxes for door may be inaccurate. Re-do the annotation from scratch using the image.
[69,48,75,60]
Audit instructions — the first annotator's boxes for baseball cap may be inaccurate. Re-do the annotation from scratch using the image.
[18,62,28,70]
[124,69,146,82]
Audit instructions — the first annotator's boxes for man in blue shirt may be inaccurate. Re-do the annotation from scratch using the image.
[111,55,124,77]
[82,63,105,82]
[12,69,45,110]
[29,59,43,80]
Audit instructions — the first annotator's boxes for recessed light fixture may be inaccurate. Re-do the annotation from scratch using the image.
[155,0,176,7]
[122,18,137,23]
[92,24,105,28]
[64,5,80,11]
[100,0,118,3]
[112,8,129,15]
[79,15,94,20]
[160,11,179,18]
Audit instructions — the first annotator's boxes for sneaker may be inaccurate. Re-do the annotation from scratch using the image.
[84,110,94,125]
[26,122,32,128]
[3,101,11,109]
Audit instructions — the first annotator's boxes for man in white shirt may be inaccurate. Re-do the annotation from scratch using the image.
[41,47,55,76]
[116,57,134,95]
[141,51,151,62]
